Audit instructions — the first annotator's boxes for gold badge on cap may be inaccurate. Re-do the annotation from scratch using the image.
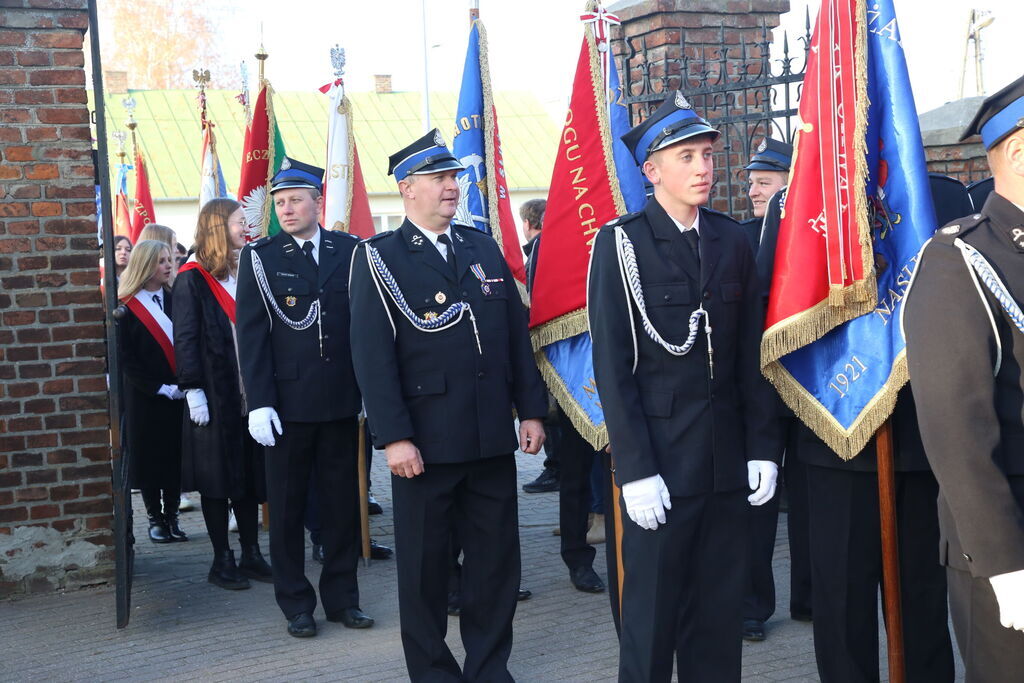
[285,296,297,307]
[434,291,447,304]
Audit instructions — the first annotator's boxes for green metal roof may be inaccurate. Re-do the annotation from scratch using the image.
[97,88,560,199]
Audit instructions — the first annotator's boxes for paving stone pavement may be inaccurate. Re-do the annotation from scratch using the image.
[0,450,964,682]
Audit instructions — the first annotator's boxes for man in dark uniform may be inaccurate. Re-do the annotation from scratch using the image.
[588,91,780,682]
[740,137,792,252]
[348,129,548,682]
[236,158,372,638]
[904,74,1024,680]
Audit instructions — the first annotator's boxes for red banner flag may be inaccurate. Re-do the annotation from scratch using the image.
[115,191,132,239]
[129,151,155,243]
[488,107,527,288]
[348,145,374,239]
[238,83,284,239]
[761,0,874,360]
[528,34,624,342]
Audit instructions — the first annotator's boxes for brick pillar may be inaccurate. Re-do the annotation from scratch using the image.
[610,0,792,214]
[1,1,114,597]
[924,140,990,186]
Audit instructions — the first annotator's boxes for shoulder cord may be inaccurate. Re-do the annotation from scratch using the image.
[250,249,320,331]
[954,238,1024,375]
[614,226,713,373]
[365,244,481,354]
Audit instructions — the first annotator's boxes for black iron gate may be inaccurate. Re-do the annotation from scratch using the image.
[618,9,812,218]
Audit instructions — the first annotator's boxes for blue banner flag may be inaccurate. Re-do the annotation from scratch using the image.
[766,0,937,459]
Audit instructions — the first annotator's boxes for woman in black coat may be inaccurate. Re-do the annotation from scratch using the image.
[117,239,187,544]
[173,198,271,590]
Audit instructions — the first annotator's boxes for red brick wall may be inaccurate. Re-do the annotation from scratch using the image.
[925,139,990,186]
[1,0,114,598]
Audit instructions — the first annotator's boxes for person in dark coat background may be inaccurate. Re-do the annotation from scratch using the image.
[174,198,271,591]
[117,239,186,545]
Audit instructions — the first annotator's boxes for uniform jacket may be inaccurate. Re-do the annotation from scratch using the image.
[588,199,778,497]
[904,192,1024,578]
[348,220,547,464]
[236,228,361,423]
[117,291,183,489]
[739,216,762,255]
[173,268,264,500]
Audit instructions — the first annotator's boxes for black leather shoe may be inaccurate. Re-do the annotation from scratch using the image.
[369,540,393,560]
[742,618,766,642]
[147,515,172,544]
[166,514,188,542]
[287,612,317,638]
[367,493,383,515]
[327,607,374,629]
[208,549,250,590]
[517,587,532,601]
[312,544,324,564]
[447,590,461,616]
[239,544,273,582]
[523,467,559,493]
[570,565,606,593]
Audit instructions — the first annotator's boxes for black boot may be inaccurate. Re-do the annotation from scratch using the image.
[239,544,273,582]
[163,491,188,542]
[147,514,172,543]
[208,549,250,590]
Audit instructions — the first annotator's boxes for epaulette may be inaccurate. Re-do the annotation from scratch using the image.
[700,206,743,227]
[363,230,392,243]
[249,235,273,249]
[936,212,987,239]
[336,230,361,241]
[601,211,644,230]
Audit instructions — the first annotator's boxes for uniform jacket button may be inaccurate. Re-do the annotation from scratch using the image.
[477,371,485,378]
[416,385,422,391]
[963,552,972,562]
[462,291,469,297]
[703,291,711,301]
[664,294,671,301]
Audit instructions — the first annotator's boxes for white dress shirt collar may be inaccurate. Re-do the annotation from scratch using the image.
[667,209,701,235]
[411,222,454,260]
[292,229,322,263]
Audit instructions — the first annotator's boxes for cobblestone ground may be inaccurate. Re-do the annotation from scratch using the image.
[0,450,963,681]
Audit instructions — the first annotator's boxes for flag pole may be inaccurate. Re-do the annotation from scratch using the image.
[192,67,211,130]
[469,0,479,22]
[876,419,906,683]
[357,416,371,567]
[256,34,268,85]
[123,96,138,158]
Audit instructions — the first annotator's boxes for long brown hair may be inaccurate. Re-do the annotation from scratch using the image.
[117,240,170,301]
[194,198,242,280]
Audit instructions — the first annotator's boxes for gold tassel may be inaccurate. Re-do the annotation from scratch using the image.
[535,348,608,450]
[530,309,589,352]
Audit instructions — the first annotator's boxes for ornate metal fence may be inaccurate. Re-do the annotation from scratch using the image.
[618,9,812,218]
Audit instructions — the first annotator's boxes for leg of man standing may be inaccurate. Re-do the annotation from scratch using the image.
[558,406,604,593]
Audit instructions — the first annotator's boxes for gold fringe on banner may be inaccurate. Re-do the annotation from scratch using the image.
[259,80,278,238]
[763,351,909,460]
[531,308,589,352]
[343,94,355,233]
[535,347,608,450]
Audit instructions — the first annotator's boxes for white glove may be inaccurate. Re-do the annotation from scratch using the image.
[621,474,672,531]
[747,460,779,506]
[248,406,283,447]
[157,384,183,400]
[989,569,1024,631]
[186,389,210,426]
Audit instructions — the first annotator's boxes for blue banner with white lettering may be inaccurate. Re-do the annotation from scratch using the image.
[773,0,937,458]
[453,22,487,232]
[542,52,646,445]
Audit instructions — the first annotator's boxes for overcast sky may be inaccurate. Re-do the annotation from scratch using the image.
[211,0,1019,123]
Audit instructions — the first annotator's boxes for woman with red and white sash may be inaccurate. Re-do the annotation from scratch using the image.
[173,199,271,590]
[117,239,187,544]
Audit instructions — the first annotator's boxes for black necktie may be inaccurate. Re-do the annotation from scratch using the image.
[437,234,456,274]
[153,294,162,311]
[302,241,318,272]
[682,229,700,265]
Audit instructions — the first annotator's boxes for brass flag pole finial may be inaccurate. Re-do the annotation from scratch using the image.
[112,130,127,163]
[256,23,269,83]
[122,96,138,154]
[193,67,212,129]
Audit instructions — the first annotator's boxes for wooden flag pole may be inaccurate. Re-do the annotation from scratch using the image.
[876,419,906,683]
[357,416,371,567]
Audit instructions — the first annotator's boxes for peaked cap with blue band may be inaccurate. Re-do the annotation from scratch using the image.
[388,128,465,182]
[744,138,792,172]
[961,73,1024,151]
[621,91,719,166]
[270,157,324,194]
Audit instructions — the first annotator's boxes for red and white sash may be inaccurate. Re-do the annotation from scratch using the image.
[179,261,236,323]
[123,294,175,373]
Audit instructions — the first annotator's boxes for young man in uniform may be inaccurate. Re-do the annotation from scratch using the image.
[588,91,779,681]
[348,130,548,682]
[236,158,372,638]
[904,74,1024,680]
[740,137,792,252]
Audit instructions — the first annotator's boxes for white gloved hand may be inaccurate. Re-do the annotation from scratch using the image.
[248,406,283,447]
[186,389,210,426]
[989,568,1024,631]
[157,384,181,400]
[621,474,672,531]
[747,460,779,506]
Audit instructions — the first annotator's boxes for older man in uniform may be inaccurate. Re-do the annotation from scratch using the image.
[904,74,1024,680]
[237,158,372,638]
[588,91,780,682]
[348,130,547,682]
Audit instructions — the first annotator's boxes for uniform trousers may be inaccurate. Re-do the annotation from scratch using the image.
[618,489,747,683]
[947,566,1024,683]
[392,454,520,683]
[806,466,953,683]
[264,417,360,619]
[558,406,598,572]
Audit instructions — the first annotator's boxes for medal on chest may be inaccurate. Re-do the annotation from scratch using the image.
[470,263,503,295]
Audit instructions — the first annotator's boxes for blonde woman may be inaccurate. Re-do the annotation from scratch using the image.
[117,240,187,544]
[138,224,178,284]
[173,199,272,590]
